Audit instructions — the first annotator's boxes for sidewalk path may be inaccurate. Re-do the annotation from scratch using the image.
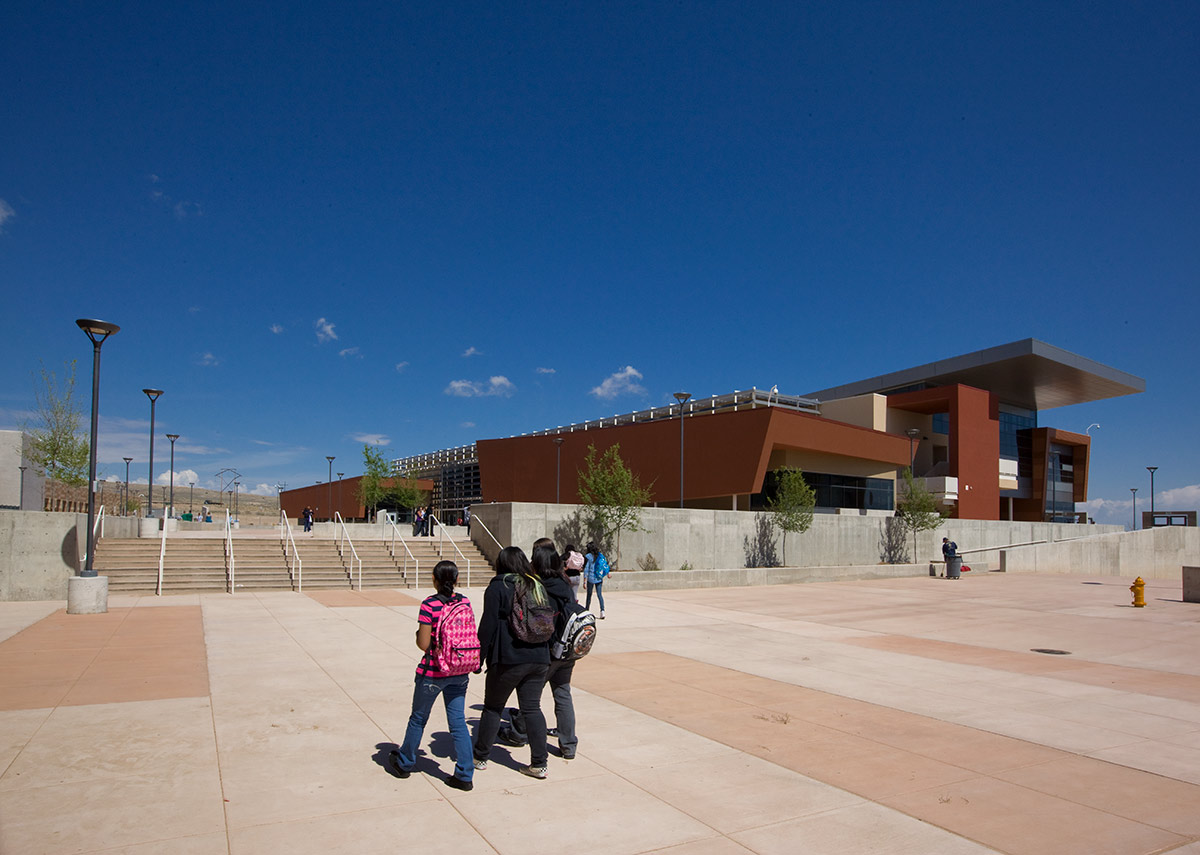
[1,573,1198,854]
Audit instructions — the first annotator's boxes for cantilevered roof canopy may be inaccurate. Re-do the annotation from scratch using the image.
[806,339,1144,411]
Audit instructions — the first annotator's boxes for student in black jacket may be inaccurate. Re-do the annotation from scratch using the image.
[500,540,580,759]
[472,546,551,779]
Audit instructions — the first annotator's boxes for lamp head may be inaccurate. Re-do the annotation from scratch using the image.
[76,318,120,345]
[166,434,179,442]
[1146,466,1158,474]
[673,391,691,404]
[123,457,132,463]
[326,456,335,463]
[553,436,564,446]
[905,428,920,439]
[142,388,164,402]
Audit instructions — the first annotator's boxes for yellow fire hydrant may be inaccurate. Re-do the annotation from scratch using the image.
[1130,577,1146,608]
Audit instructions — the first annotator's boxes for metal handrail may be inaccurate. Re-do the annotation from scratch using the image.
[157,511,168,596]
[224,510,235,593]
[430,513,472,587]
[472,515,504,554]
[334,512,363,590]
[387,519,418,583]
[81,505,106,570]
[279,510,303,592]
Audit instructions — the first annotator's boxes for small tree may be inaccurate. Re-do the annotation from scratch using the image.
[894,467,945,562]
[577,442,653,569]
[24,360,89,486]
[357,444,421,521]
[766,466,815,566]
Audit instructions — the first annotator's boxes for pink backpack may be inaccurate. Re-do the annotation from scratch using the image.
[429,596,481,676]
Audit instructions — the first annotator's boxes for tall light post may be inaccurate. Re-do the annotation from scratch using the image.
[166,434,179,518]
[189,481,195,516]
[76,318,120,578]
[336,472,344,516]
[18,465,27,510]
[1130,488,1137,530]
[326,456,335,521]
[1147,466,1158,525]
[122,457,132,515]
[234,482,240,520]
[142,389,164,518]
[1086,424,1099,436]
[674,392,691,508]
[553,436,564,503]
[905,428,920,473]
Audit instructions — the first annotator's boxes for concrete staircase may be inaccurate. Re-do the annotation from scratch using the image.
[94,531,492,595]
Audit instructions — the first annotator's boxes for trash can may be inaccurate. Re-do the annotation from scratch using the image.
[946,556,962,579]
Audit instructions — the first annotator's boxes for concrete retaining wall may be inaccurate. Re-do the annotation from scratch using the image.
[469,502,1121,570]
[1001,526,1200,579]
[603,562,933,591]
[0,511,82,601]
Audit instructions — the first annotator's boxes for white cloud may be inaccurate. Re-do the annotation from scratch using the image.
[339,347,361,358]
[314,317,338,343]
[445,376,515,397]
[173,200,203,219]
[461,421,476,428]
[270,323,284,334]
[0,199,14,233]
[1160,484,1200,508]
[196,352,219,367]
[395,361,409,372]
[247,483,277,496]
[352,433,391,446]
[188,306,201,314]
[591,365,645,399]
[155,468,200,486]
[536,367,556,374]
[462,346,481,358]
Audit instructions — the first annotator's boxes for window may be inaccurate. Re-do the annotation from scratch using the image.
[752,471,894,512]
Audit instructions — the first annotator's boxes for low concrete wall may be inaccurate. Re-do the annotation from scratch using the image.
[603,562,933,591]
[1002,526,1200,579]
[0,511,82,601]
[469,502,1121,571]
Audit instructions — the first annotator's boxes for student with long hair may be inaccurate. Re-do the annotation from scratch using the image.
[584,541,608,618]
[389,560,476,791]
[472,546,552,779]
[500,540,581,759]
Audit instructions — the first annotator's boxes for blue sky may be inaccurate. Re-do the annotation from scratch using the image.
[1,1,1197,525]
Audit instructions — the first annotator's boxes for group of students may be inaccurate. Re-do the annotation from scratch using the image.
[412,505,436,536]
[388,539,610,791]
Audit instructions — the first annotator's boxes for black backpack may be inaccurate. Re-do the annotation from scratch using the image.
[504,573,557,644]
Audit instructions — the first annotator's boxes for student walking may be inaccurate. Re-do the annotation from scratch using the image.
[473,546,552,779]
[583,541,609,618]
[499,541,581,759]
[389,560,479,791]
[563,543,584,602]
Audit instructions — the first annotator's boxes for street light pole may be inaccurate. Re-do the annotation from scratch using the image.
[166,434,179,518]
[553,436,564,503]
[18,465,27,510]
[142,389,164,519]
[76,319,120,577]
[674,392,691,508]
[1146,466,1158,525]
[122,457,132,515]
[336,473,344,517]
[1130,488,1137,530]
[189,481,195,516]
[905,428,920,473]
[326,456,335,521]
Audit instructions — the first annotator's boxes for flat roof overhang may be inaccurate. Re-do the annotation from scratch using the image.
[805,339,1144,411]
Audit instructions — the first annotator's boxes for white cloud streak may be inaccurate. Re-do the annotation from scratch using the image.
[314,317,338,343]
[591,366,645,399]
[444,376,515,397]
[536,367,556,374]
[339,347,361,358]
[395,361,409,372]
[270,323,284,334]
[197,352,219,367]
[462,346,481,357]
[0,199,15,233]
[352,433,391,446]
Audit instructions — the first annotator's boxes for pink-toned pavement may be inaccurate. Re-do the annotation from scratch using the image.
[2,573,1199,854]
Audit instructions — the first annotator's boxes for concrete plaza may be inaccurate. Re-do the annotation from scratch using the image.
[1,572,1198,854]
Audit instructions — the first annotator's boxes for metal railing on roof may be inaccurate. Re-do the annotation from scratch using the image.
[517,387,820,438]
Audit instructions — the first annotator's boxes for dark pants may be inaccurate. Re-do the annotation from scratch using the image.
[508,658,577,756]
[474,662,549,766]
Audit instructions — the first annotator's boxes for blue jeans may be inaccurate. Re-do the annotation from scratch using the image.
[586,580,605,612]
[397,673,473,781]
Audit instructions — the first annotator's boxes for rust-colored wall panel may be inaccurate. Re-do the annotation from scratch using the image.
[280,476,432,521]
[477,407,910,506]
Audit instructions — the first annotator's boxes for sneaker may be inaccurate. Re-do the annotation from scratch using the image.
[600,610,606,619]
[444,775,474,791]
[546,727,559,737]
[518,764,548,779]
[472,757,488,771]
[560,750,575,761]
[496,727,527,748]
[387,750,411,779]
